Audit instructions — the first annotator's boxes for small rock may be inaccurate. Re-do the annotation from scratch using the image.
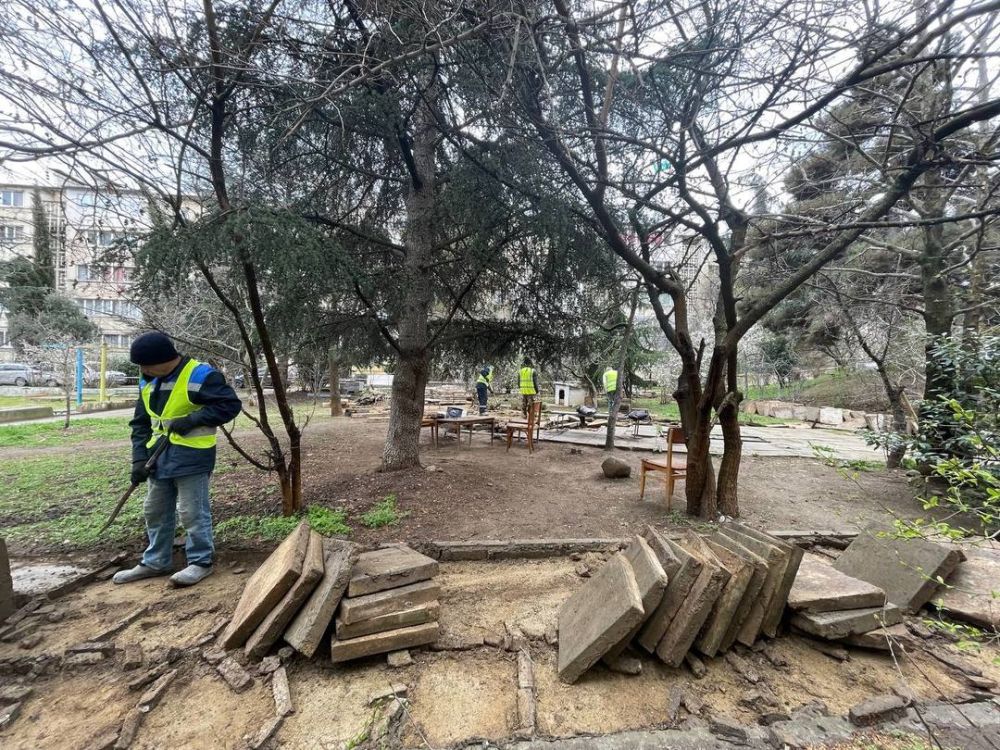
[601,457,631,479]
[791,700,830,719]
[725,652,761,684]
[232,567,246,575]
[740,689,779,709]
[66,641,117,656]
[0,686,33,705]
[277,646,294,662]
[257,655,281,675]
[272,667,294,717]
[574,563,591,578]
[682,692,704,715]
[126,664,169,692]
[905,621,935,639]
[684,652,707,678]
[138,669,177,710]
[679,716,708,731]
[82,728,119,750]
[544,626,558,646]
[0,702,22,730]
[64,652,106,666]
[114,707,144,749]
[483,633,504,648]
[216,657,254,693]
[424,465,437,472]
[759,712,790,726]
[387,650,414,668]
[965,674,998,691]
[848,694,909,726]
[891,681,918,705]
[368,683,408,706]
[123,646,144,671]
[665,683,684,726]
[709,716,748,743]
[809,641,850,662]
[927,648,983,677]
[19,634,43,650]
[247,716,284,750]
[45,611,64,624]
[762,645,789,669]
[604,654,642,675]
[201,648,227,665]
[570,552,585,561]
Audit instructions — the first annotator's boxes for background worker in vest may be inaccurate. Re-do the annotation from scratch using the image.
[519,358,539,417]
[113,331,242,587]
[476,365,494,415]
[603,365,619,411]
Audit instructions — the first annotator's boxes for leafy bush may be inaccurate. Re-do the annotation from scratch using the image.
[866,334,999,537]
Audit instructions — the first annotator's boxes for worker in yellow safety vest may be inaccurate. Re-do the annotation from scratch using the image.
[519,358,538,417]
[476,365,494,415]
[603,366,619,409]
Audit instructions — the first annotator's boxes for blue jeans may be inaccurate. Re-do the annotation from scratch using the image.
[142,472,214,570]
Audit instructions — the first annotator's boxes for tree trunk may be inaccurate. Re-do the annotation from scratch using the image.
[716,391,742,517]
[382,79,437,471]
[605,286,640,451]
[675,360,717,519]
[887,388,908,469]
[328,348,342,417]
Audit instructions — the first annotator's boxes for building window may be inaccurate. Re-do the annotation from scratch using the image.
[84,229,123,247]
[0,191,24,207]
[0,224,25,241]
[77,264,132,283]
[77,298,140,320]
[102,334,134,348]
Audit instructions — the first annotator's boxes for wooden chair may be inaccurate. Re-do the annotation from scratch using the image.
[506,400,543,453]
[639,426,687,508]
[421,415,439,447]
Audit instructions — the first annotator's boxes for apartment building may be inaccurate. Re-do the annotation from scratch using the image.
[0,181,145,359]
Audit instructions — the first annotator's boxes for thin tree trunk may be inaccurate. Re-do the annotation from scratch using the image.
[675,359,717,519]
[605,285,640,451]
[328,349,342,417]
[382,78,437,471]
[887,389,908,469]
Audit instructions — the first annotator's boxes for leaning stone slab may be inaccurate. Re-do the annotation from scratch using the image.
[832,527,965,613]
[603,536,668,663]
[637,530,702,653]
[245,529,325,659]
[338,580,440,625]
[336,601,439,640]
[330,621,439,662]
[788,554,886,613]
[707,534,768,652]
[934,546,1000,629]
[557,552,645,683]
[221,521,310,649]
[695,537,753,658]
[718,526,786,644]
[284,538,358,658]
[726,523,803,638]
[791,604,903,640]
[0,539,14,624]
[656,534,729,667]
[348,545,438,597]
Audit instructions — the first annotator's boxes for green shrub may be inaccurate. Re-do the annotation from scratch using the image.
[361,494,407,529]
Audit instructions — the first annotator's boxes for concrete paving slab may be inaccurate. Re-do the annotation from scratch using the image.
[245,530,325,659]
[791,604,903,639]
[637,533,702,653]
[934,546,1000,628]
[221,521,310,649]
[336,601,440,639]
[284,538,359,658]
[348,545,438,597]
[603,536,668,662]
[339,580,441,625]
[708,534,768,652]
[694,537,752,658]
[726,523,803,638]
[656,533,728,667]
[558,552,645,683]
[832,527,966,613]
[330,621,439,662]
[788,554,886,613]
[717,526,785,646]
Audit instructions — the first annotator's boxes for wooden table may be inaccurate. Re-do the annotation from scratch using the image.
[434,416,496,447]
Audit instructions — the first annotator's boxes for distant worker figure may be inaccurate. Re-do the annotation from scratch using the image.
[113,331,242,588]
[603,366,619,409]
[476,365,494,415]
[519,358,539,417]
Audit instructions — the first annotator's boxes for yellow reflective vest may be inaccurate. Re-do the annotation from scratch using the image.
[519,367,536,395]
[603,369,619,393]
[140,359,216,449]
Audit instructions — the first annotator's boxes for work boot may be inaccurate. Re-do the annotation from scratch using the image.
[112,564,171,585]
[170,564,214,588]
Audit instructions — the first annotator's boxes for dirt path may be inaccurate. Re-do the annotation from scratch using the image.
[2,558,995,750]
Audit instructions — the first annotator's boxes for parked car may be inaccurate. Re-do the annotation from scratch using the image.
[35,369,64,387]
[82,365,128,387]
[0,363,36,387]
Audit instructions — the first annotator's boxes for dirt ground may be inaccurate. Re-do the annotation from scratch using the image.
[2,557,997,750]
[236,416,922,549]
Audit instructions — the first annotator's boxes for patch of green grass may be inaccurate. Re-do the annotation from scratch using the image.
[361,494,408,529]
[0,450,144,546]
[216,505,351,541]
[631,398,793,426]
[0,417,132,448]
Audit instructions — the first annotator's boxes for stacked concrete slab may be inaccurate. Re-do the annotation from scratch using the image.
[330,544,440,662]
[788,529,965,648]
[557,524,801,682]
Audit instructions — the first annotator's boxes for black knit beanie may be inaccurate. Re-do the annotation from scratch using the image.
[130,331,179,366]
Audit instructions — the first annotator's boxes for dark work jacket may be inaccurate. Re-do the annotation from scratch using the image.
[129,356,243,479]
